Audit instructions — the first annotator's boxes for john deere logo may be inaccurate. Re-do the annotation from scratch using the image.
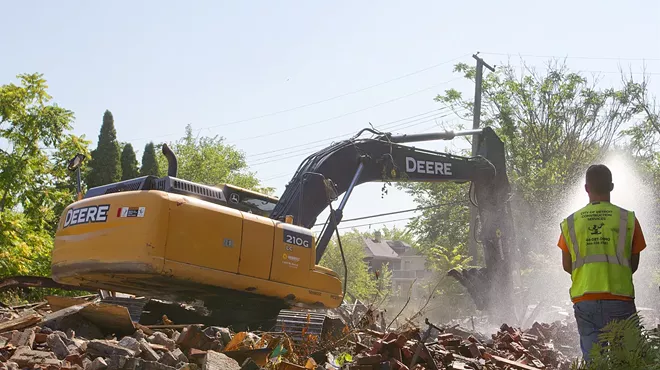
[229,193,240,204]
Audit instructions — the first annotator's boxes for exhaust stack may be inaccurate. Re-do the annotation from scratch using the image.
[162,144,178,177]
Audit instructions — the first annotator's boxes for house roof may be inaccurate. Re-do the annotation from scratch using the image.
[362,237,401,259]
[398,247,423,257]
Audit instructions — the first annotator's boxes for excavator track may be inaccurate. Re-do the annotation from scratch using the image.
[101,295,345,342]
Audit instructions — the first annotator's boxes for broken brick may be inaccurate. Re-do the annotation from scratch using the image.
[388,358,408,370]
[357,354,383,365]
[10,346,62,368]
[65,353,84,368]
[10,328,35,348]
[466,343,481,358]
[150,332,177,351]
[176,326,214,351]
[142,361,176,370]
[394,335,407,348]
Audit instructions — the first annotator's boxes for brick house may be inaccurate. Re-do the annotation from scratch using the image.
[361,231,432,296]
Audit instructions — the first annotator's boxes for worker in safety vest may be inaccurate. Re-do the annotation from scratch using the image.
[558,164,646,361]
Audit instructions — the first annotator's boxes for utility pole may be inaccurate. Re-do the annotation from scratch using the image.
[468,52,495,262]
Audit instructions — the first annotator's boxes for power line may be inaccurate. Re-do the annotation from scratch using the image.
[232,77,464,143]
[248,115,458,167]
[257,118,464,181]
[125,54,470,143]
[312,200,466,227]
[481,52,660,62]
[246,108,450,159]
[248,108,467,167]
[63,76,463,152]
[312,217,414,231]
[503,64,660,76]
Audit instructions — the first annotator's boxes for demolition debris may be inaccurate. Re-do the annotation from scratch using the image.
[0,296,579,370]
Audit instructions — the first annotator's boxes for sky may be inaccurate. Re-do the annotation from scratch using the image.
[2,0,660,235]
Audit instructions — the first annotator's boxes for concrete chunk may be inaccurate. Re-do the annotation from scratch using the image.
[203,327,231,345]
[159,351,181,367]
[88,357,108,370]
[118,336,142,355]
[87,339,137,358]
[172,348,188,364]
[139,338,161,361]
[1,362,19,370]
[201,351,240,370]
[48,333,72,359]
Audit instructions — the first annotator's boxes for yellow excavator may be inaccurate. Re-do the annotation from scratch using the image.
[45,126,516,327]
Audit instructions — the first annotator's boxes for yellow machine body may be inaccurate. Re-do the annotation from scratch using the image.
[51,190,344,309]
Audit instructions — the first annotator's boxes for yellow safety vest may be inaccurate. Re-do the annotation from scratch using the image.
[560,201,635,300]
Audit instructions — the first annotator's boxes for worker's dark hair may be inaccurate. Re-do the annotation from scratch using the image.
[586,164,613,194]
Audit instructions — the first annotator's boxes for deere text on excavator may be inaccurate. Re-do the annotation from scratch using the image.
[49,125,516,325]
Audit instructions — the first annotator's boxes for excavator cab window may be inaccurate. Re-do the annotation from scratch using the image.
[221,184,279,217]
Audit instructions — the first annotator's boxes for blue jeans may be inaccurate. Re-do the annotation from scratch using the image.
[573,299,637,362]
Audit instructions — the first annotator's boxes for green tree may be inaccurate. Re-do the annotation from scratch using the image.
[120,143,139,180]
[319,230,391,302]
[619,71,660,162]
[139,142,160,176]
[156,124,274,194]
[416,60,644,252]
[401,60,651,315]
[86,110,121,187]
[0,73,90,279]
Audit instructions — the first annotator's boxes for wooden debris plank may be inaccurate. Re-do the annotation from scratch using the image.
[491,354,541,370]
[0,313,41,332]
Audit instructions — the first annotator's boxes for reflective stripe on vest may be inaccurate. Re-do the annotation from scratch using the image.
[565,206,630,270]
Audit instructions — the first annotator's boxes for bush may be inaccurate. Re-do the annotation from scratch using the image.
[571,313,660,369]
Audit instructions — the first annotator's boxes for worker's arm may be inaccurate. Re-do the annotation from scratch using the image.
[562,250,572,274]
[631,253,639,273]
[631,217,646,274]
[558,234,572,274]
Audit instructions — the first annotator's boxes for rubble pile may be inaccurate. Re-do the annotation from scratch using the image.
[1,322,245,370]
[0,297,579,370]
[347,321,574,370]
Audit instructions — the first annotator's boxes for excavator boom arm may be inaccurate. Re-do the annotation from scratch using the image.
[269,126,516,317]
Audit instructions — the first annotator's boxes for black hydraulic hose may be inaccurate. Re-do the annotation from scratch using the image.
[328,203,348,304]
